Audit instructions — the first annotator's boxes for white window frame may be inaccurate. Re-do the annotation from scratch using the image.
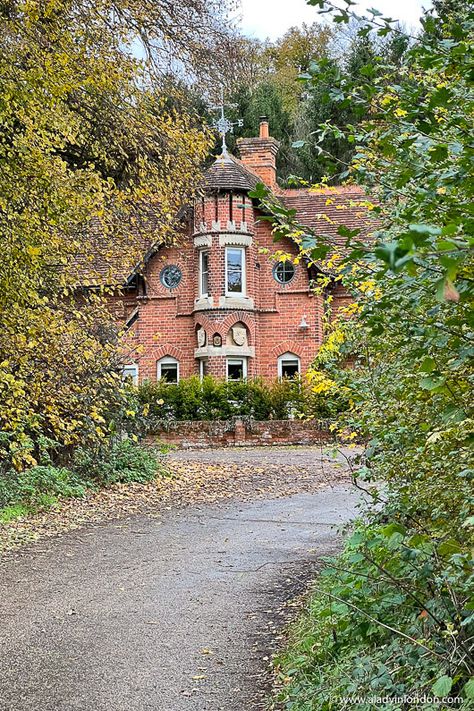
[122,364,138,385]
[199,250,210,297]
[225,247,246,297]
[199,358,208,381]
[157,356,180,383]
[277,352,301,380]
[226,357,247,382]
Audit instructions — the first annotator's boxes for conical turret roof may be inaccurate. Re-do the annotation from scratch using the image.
[203,149,261,193]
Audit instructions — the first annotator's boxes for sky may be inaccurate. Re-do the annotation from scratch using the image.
[238,0,432,40]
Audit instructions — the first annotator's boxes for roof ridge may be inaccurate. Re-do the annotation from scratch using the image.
[282,185,365,196]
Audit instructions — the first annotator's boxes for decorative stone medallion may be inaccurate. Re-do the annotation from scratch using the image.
[232,326,247,347]
[213,334,222,347]
[197,328,206,348]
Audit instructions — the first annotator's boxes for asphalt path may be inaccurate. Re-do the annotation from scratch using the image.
[0,455,361,711]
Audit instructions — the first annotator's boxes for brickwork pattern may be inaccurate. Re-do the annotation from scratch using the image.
[114,121,358,383]
[146,418,332,449]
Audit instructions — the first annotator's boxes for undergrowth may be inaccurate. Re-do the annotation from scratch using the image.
[0,439,167,522]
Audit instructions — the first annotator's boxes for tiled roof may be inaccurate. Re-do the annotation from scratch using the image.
[203,150,261,193]
[281,186,374,247]
[77,151,374,287]
[72,208,189,286]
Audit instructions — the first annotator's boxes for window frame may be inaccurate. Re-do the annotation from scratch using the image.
[226,357,247,382]
[225,247,246,297]
[277,353,301,380]
[199,250,210,297]
[122,364,138,386]
[157,356,180,383]
[199,358,208,382]
[160,264,183,290]
[272,260,296,285]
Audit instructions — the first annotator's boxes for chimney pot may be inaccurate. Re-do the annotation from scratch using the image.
[259,117,269,139]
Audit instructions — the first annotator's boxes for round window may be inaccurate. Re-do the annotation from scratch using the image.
[160,265,182,289]
[273,260,295,284]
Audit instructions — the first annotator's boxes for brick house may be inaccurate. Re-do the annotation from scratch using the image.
[118,120,370,385]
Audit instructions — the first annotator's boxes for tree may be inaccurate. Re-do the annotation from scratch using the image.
[0,0,231,470]
[265,22,334,115]
[252,0,474,702]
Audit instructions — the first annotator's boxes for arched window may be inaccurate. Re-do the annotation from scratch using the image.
[277,352,300,380]
[157,356,179,383]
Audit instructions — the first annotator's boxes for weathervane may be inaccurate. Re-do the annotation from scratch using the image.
[211,87,243,155]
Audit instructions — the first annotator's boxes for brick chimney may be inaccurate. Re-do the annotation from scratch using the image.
[237,117,279,189]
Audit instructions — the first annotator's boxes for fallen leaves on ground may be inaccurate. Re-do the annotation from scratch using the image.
[0,447,351,557]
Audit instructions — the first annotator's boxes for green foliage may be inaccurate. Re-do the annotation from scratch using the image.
[0,0,214,474]
[134,375,342,424]
[255,1,474,705]
[217,19,409,184]
[0,465,87,510]
[72,439,164,486]
[275,515,474,709]
[0,504,31,524]
[0,440,166,520]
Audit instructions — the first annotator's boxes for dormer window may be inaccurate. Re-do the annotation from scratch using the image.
[226,247,245,296]
[200,250,210,297]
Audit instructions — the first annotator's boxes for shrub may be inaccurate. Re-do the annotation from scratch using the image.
[135,375,343,423]
[72,438,165,485]
[0,465,88,513]
[0,440,167,519]
[274,509,474,709]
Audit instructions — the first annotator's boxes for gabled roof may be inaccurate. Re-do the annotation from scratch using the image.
[281,186,374,246]
[203,150,261,193]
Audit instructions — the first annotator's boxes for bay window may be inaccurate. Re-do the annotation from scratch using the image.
[200,250,209,297]
[225,247,245,296]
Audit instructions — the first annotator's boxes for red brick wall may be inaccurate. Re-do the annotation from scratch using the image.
[146,418,332,449]
[115,191,339,383]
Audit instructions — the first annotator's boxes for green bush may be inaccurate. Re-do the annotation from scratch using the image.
[274,509,474,709]
[71,438,165,485]
[0,465,87,517]
[135,375,341,423]
[0,440,166,520]
[0,465,87,509]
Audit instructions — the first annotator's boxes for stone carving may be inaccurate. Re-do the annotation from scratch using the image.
[213,334,222,347]
[232,326,247,347]
[197,328,206,348]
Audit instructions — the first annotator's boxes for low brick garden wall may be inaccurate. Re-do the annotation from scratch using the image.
[146,418,333,449]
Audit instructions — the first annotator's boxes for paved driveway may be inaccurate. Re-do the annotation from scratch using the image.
[0,447,361,711]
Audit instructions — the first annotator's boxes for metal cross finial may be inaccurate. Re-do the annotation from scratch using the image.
[211,87,243,154]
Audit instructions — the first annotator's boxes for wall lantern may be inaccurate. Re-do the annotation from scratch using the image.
[299,315,309,331]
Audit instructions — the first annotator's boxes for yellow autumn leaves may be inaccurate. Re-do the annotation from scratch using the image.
[0,0,213,471]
